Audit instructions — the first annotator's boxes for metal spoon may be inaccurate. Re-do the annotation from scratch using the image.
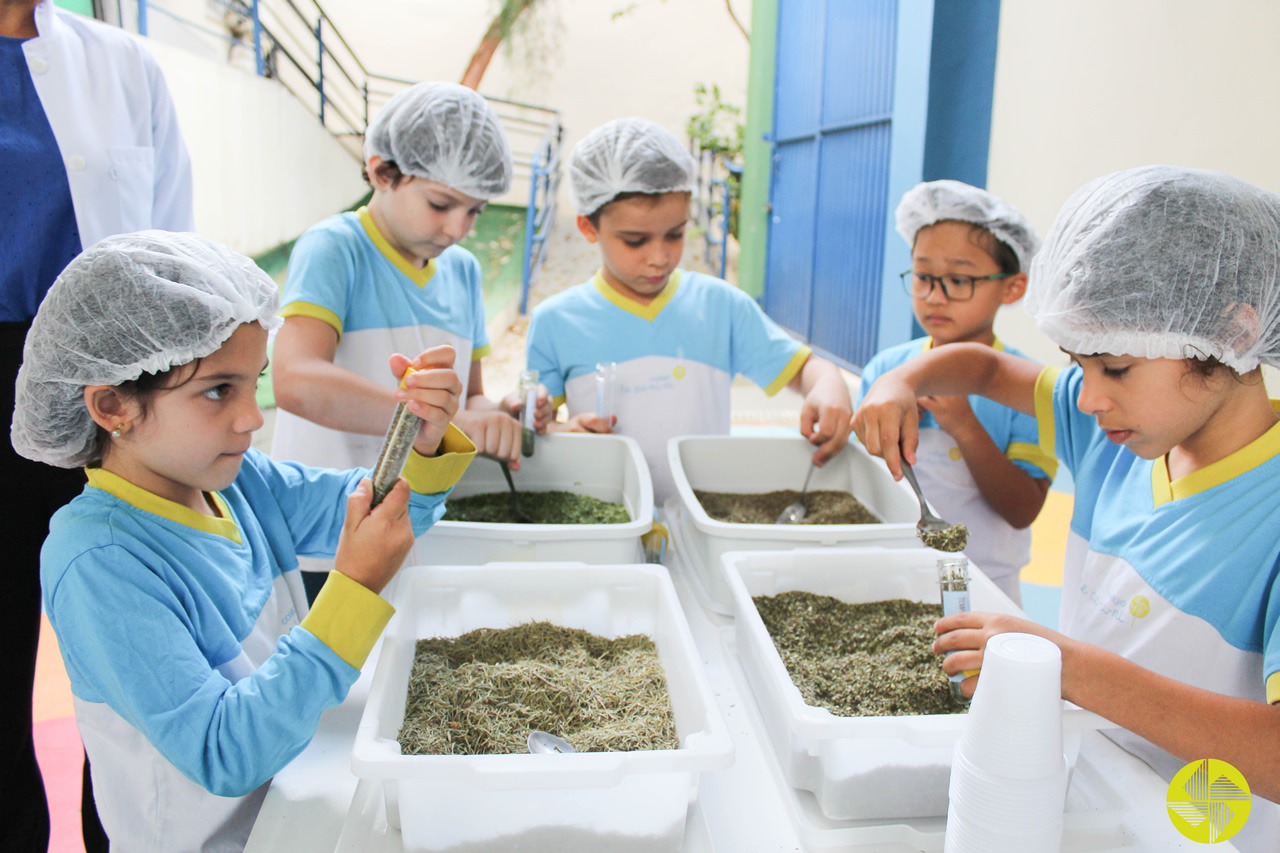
[527,730,576,754]
[900,459,952,538]
[775,462,817,524]
[499,460,533,524]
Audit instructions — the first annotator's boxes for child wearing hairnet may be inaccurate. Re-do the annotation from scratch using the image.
[271,82,548,587]
[856,181,1056,604]
[11,232,475,851]
[526,117,853,503]
[854,166,1280,848]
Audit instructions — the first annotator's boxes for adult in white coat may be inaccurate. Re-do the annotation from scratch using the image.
[1,1,193,849]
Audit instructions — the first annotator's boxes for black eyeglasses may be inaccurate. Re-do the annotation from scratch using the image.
[899,270,1011,302]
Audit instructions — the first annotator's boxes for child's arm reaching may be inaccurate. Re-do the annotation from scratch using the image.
[788,355,854,465]
[272,316,403,436]
[932,611,1280,802]
[854,343,1042,479]
[917,394,1051,528]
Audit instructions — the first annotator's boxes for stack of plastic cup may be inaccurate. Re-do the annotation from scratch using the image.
[944,632,1068,853]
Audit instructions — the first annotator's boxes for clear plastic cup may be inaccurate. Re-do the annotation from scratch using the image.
[956,632,1065,780]
[945,808,1064,853]
[595,361,617,422]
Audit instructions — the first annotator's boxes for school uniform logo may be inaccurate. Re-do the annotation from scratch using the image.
[1166,759,1251,843]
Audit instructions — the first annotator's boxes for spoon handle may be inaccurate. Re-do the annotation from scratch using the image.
[900,459,929,515]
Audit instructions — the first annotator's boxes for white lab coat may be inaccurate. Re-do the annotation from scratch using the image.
[21,1,194,247]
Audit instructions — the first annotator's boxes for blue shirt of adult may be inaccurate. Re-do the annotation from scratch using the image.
[0,33,81,323]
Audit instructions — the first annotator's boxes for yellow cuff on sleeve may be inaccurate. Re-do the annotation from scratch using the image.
[1266,671,1280,705]
[471,344,492,361]
[300,571,395,668]
[551,393,567,409]
[402,422,476,494]
[1007,441,1059,481]
[763,346,812,397]
[1033,365,1062,461]
[279,302,343,341]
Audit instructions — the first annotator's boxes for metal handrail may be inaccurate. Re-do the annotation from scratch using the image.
[692,144,741,280]
[132,0,564,313]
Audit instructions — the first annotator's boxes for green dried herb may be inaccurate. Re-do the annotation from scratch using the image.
[694,489,880,525]
[918,523,969,552]
[443,490,630,524]
[398,622,679,755]
[753,591,962,717]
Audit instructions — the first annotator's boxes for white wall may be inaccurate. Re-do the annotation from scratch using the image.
[986,0,1280,392]
[316,0,752,195]
[142,36,369,256]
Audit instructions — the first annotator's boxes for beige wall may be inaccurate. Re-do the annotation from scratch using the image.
[143,37,369,257]
[986,0,1280,392]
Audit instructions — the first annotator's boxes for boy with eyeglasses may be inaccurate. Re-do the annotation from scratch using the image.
[855,180,1055,603]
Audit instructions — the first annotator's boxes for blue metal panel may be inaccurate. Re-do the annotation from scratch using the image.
[822,0,896,126]
[773,0,825,142]
[876,0,935,353]
[763,138,818,335]
[810,124,892,366]
[765,0,903,369]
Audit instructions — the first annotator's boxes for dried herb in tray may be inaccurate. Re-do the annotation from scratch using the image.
[398,621,679,755]
[694,489,880,525]
[753,591,962,717]
[443,490,630,524]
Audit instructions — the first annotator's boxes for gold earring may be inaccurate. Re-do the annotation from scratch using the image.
[111,422,127,438]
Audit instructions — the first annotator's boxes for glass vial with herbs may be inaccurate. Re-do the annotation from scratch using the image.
[595,361,617,423]
[518,369,539,457]
[370,367,420,507]
[937,556,972,706]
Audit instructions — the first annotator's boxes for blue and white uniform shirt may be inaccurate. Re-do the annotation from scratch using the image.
[527,270,810,502]
[271,207,490,473]
[42,432,473,851]
[858,337,1056,597]
[1036,366,1280,844]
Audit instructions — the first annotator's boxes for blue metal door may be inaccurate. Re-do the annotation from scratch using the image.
[764,0,930,369]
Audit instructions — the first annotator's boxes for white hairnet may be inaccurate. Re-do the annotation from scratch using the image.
[1025,166,1280,373]
[363,82,512,200]
[570,118,697,217]
[896,180,1040,272]
[11,231,281,469]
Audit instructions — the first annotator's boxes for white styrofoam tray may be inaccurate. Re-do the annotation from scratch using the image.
[724,546,1113,822]
[351,563,734,853]
[414,433,653,565]
[665,435,922,613]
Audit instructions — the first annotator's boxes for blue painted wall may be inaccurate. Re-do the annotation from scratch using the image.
[923,0,1002,187]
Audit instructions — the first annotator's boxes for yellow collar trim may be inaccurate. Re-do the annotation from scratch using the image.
[1151,400,1280,507]
[593,270,681,321]
[358,207,437,288]
[85,467,242,543]
[922,335,1005,353]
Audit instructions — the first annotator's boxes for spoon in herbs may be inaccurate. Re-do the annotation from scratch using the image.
[775,462,817,524]
[900,459,968,551]
[527,730,576,754]
[499,460,533,524]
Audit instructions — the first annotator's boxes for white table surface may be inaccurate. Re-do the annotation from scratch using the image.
[246,550,1237,853]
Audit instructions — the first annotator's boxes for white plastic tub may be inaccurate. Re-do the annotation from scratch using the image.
[414,433,653,565]
[666,435,920,613]
[352,562,734,853]
[724,547,1111,821]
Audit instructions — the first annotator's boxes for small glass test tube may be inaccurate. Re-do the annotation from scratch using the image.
[937,556,972,706]
[595,361,617,423]
[518,369,539,457]
[371,368,420,507]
